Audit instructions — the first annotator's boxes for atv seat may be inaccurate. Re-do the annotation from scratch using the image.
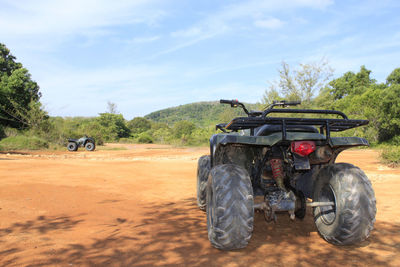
[255,125,318,136]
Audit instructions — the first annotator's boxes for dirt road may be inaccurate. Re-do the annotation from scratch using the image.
[0,144,399,266]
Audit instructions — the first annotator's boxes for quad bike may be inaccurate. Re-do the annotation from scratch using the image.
[67,135,96,151]
[197,99,376,250]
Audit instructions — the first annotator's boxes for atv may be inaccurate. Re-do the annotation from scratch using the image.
[67,135,96,151]
[197,99,376,250]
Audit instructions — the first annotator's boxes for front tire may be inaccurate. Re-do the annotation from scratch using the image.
[85,142,95,151]
[67,142,78,152]
[197,155,210,211]
[313,163,376,245]
[207,164,254,250]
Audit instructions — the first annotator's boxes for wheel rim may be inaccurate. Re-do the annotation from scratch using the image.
[319,184,337,225]
[87,143,93,150]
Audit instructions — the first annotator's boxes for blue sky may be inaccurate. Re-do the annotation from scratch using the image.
[1,0,400,119]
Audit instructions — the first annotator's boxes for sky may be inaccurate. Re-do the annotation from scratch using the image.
[1,0,400,119]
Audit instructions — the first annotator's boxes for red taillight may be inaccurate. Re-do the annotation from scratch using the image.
[291,141,316,157]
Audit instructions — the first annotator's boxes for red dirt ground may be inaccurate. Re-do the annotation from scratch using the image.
[0,145,399,267]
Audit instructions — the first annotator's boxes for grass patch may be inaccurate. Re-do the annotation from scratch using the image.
[380,146,400,167]
[0,136,49,150]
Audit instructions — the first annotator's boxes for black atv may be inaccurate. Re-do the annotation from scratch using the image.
[67,136,96,152]
[197,99,376,250]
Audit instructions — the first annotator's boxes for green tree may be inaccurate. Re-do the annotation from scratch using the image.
[386,68,400,86]
[0,43,22,75]
[378,84,400,141]
[127,117,151,135]
[173,120,195,139]
[261,86,283,105]
[96,113,130,141]
[327,66,375,100]
[0,43,42,128]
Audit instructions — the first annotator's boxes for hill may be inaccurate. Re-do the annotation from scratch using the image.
[144,101,260,128]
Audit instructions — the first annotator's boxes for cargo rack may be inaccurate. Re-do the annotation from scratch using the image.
[220,100,369,142]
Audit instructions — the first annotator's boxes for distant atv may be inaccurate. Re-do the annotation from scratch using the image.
[67,136,95,151]
[197,99,376,250]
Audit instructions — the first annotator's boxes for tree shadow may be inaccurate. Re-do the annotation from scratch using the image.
[0,215,84,266]
[0,215,84,238]
[6,198,397,267]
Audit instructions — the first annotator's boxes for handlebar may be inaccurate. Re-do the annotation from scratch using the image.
[220,99,249,115]
[220,99,302,118]
[220,99,239,106]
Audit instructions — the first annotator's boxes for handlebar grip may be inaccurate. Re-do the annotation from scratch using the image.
[220,99,232,104]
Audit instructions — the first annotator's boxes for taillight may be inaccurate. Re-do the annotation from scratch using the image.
[291,141,316,157]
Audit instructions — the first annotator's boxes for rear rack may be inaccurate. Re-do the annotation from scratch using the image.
[225,108,369,143]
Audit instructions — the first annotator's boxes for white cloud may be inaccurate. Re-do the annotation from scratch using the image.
[0,0,165,37]
[164,0,334,56]
[254,18,285,29]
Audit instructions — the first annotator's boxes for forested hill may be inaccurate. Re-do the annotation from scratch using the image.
[144,101,260,127]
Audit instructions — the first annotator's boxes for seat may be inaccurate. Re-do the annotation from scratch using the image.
[255,125,318,136]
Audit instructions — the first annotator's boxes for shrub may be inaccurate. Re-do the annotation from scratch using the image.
[137,132,153,143]
[380,146,400,166]
[3,127,19,137]
[0,125,5,139]
[0,135,48,150]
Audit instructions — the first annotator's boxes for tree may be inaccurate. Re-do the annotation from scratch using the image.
[327,66,375,100]
[386,68,400,86]
[261,86,282,105]
[173,120,195,139]
[0,43,42,128]
[0,43,22,76]
[296,59,333,102]
[107,101,118,114]
[378,84,400,141]
[96,113,130,141]
[263,59,333,104]
[127,117,151,135]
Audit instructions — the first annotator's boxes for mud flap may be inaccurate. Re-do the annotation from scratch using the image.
[293,153,310,170]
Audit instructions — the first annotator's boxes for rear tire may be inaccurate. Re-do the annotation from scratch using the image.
[207,164,254,250]
[313,163,376,245]
[67,142,78,152]
[85,142,95,151]
[197,155,210,211]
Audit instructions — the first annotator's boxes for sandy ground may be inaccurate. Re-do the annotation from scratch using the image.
[0,144,399,267]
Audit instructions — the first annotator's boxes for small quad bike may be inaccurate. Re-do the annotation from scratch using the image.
[197,99,376,250]
[67,136,96,152]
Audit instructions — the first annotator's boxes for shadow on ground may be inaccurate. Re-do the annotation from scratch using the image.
[0,215,84,266]
[1,199,399,266]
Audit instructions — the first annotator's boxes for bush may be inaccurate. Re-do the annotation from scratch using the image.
[137,132,153,143]
[388,135,400,146]
[0,125,5,139]
[0,135,48,150]
[380,146,400,166]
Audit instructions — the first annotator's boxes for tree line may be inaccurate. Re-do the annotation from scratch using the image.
[1,42,400,157]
